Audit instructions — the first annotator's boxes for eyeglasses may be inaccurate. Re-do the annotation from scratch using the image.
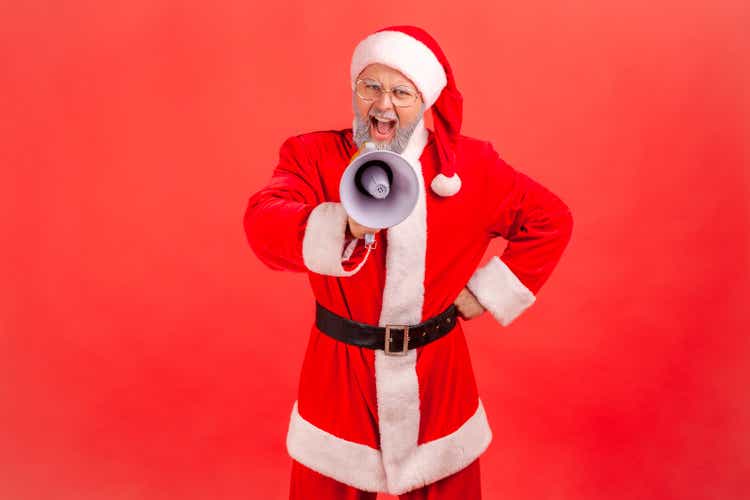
[355,78,421,108]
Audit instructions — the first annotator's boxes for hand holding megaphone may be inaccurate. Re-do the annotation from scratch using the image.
[347,216,380,240]
[340,142,419,248]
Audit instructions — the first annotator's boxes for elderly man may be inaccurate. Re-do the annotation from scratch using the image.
[244,25,574,499]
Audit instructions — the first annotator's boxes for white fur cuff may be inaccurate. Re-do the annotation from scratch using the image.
[302,202,371,276]
[466,256,536,326]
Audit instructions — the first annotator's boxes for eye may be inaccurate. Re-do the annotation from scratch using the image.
[361,79,381,90]
[393,89,411,97]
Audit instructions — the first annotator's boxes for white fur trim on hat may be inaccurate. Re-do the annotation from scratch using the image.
[430,173,462,197]
[351,30,447,108]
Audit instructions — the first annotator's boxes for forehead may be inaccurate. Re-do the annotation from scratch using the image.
[358,63,417,88]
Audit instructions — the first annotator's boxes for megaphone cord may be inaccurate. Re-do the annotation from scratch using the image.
[334,241,375,321]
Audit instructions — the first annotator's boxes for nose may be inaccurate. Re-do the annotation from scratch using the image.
[374,89,395,111]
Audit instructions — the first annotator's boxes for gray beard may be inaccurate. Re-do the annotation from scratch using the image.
[352,93,425,155]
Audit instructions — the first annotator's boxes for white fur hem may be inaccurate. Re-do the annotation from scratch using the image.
[386,398,492,494]
[302,202,371,276]
[285,398,492,494]
[286,400,387,492]
[350,31,447,108]
[466,256,536,326]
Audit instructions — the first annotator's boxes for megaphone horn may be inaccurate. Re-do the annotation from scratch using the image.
[339,142,419,246]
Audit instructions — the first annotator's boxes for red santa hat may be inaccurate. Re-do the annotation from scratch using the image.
[350,25,463,197]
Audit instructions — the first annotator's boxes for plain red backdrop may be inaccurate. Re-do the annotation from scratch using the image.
[2,1,748,499]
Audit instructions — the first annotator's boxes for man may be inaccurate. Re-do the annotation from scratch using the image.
[244,25,574,499]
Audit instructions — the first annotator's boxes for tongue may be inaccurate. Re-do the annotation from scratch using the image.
[375,119,394,135]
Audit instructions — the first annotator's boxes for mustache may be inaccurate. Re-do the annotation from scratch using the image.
[369,109,398,122]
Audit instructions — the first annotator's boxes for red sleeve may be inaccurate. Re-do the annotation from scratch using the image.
[466,144,574,326]
[243,136,371,276]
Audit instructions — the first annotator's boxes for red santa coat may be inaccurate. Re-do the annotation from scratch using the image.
[243,119,573,495]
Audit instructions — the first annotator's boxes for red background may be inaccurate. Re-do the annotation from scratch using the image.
[3,1,748,499]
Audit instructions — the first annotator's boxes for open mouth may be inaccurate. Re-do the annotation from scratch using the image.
[370,116,397,141]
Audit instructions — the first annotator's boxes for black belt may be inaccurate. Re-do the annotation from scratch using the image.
[315,301,458,356]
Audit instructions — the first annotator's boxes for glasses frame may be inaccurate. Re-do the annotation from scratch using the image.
[355,78,422,108]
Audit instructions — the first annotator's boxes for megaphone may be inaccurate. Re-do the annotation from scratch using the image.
[339,142,419,247]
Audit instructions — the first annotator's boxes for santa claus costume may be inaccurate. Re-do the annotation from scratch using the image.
[244,25,574,498]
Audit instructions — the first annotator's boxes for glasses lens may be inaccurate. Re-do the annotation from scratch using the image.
[356,80,418,107]
[392,87,417,107]
[356,80,381,101]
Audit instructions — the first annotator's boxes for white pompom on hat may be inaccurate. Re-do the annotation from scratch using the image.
[351,25,463,197]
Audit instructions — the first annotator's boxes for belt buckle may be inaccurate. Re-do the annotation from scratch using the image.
[384,325,409,356]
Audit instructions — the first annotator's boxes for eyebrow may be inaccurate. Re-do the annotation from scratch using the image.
[359,76,416,89]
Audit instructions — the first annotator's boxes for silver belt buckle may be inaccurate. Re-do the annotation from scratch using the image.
[384,325,409,356]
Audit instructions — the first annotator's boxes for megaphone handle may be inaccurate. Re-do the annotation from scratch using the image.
[364,233,376,248]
